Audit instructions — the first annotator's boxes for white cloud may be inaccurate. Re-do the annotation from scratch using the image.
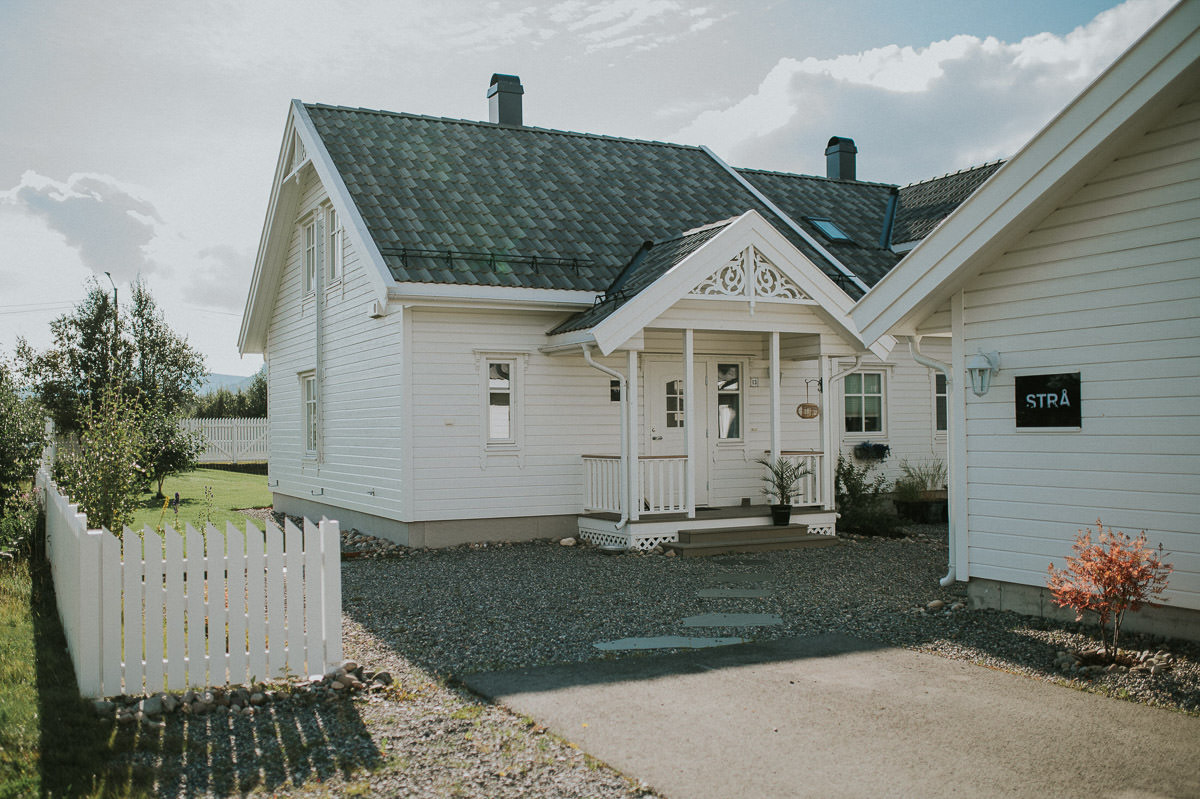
[187,245,254,311]
[676,0,1174,184]
[0,171,162,281]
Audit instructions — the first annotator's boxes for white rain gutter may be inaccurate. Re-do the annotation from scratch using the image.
[830,354,863,383]
[700,145,871,295]
[906,336,956,587]
[582,345,629,530]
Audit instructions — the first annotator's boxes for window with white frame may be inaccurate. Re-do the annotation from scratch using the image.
[302,372,318,455]
[934,373,947,433]
[716,362,742,439]
[325,206,343,282]
[844,372,884,434]
[486,360,515,443]
[303,220,317,294]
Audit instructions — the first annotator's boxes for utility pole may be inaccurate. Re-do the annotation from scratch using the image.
[104,272,118,382]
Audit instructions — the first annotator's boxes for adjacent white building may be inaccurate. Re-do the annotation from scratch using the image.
[853,0,1200,638]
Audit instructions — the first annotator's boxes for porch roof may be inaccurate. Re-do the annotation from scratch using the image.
[548,219,734,335]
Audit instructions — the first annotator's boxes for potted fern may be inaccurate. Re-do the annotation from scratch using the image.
[755,456,810,526]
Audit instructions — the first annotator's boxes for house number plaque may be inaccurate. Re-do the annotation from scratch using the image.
[1015,372,1081,428]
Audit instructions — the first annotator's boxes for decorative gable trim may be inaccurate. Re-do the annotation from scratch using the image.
[589,210,893,359]
[690,246,813,306]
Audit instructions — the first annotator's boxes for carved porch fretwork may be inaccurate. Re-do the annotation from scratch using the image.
[689,247,810,308]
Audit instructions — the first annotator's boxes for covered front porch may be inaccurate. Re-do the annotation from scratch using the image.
[574,327,843,551]
[541,211,892,551]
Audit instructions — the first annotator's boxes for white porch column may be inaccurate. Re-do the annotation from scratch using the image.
[684,328,696,519]
[769,331,781,464]
[820,354,835,510]
[627,349,640,522]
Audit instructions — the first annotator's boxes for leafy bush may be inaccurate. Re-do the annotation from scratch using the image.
[55,382,146,532]
[835,454,901,537]
[142,406,204,498]
[1047,521,1172,661]
[755,456,809,505]
[892,475,924,503]
[0,488,41,560]
[0,361,45,507]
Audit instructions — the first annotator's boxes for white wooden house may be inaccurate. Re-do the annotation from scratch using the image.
[853,0,1200,638]
[238,76,992,550]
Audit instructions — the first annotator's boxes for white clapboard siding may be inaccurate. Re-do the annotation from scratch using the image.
[266,168,408,520]
[958,93,1200,610]
[37,468,342,698]
[182,417,269,464]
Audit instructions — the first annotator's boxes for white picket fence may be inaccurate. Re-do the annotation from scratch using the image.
[37,467,341,699]
[181,417,269,464]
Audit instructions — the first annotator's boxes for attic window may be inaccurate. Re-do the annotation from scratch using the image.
[807,217,853,242]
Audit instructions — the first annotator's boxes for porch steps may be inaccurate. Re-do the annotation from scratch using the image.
[663,524,839,557]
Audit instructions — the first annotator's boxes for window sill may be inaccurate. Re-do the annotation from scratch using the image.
[485,443,520,452]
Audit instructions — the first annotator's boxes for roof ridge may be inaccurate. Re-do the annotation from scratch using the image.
[901,159,1006,190]
[737,165,898,189]
[679,216,739,238]
[302,102,706,152]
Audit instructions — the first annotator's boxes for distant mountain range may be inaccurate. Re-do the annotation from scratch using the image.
[199,373,257,395]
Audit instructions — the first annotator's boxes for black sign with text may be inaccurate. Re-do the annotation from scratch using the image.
[1015,372,1081,428]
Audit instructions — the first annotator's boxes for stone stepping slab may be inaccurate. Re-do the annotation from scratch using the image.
[594,636,747,651]
[695,587,774,599]
[681,613,783,628]
[710,571,772,585]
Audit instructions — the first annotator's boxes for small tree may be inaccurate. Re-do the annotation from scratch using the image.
[1047,520,1172,661]
[142,405,204,498]
[56,382,146,532]
[834,454,900,537]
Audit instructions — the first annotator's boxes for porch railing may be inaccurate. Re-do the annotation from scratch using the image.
[582,455,687,516]
[780,451,824,507]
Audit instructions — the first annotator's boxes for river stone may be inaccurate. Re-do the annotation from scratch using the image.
[138,695,164,717]
[559,537,577,547]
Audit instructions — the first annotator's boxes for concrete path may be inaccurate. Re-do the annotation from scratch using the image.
[465,635,1200,799]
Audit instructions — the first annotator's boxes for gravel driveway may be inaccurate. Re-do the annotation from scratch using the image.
[112,525,1199,797]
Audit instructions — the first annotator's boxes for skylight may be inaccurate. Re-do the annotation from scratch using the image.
[807,217,852,242]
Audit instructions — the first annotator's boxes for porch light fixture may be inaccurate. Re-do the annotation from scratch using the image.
[966,351,1000,397]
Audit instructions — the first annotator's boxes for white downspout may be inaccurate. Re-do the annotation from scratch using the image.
[830,354,863,383]
[906,336,957,587]
[582,345,629,529]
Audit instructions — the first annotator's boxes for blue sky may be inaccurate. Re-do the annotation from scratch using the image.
[0,0,1174,374]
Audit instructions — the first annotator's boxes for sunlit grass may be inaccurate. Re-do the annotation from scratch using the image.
[129,468,271,533]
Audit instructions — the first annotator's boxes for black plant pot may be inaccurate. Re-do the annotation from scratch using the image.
[771,504,793,526]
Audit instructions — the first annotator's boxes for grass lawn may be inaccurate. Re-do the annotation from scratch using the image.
[0,560,156,798]
[128,467,272,534]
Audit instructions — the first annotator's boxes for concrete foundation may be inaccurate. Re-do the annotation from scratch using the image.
[271,492,576,548]
[968,578,1200,644]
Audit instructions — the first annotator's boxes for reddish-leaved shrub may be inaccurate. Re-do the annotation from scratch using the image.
[1047,520,1172,661]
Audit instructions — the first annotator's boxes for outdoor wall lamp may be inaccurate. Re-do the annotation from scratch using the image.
[966,351,1000,397]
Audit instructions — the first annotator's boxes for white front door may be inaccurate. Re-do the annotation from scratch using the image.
[645,359,709,505]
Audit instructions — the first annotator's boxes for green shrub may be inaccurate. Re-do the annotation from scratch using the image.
[898,458,947,492]
[0,361,45,507]
[55,382,146,532]
[0,489,41,560]
[835,454,901,537]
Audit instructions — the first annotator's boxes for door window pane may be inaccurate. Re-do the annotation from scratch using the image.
[716,363,742,439]
[665,379,684,428]
[488,362,513,441]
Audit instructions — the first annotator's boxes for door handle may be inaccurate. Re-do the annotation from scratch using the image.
[651,435,663,440]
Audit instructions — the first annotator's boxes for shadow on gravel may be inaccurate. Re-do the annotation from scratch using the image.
[30,563,381,797]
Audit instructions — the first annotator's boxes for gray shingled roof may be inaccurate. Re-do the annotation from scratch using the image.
[893,161,1005,243]
[304,105,883,297]
[737,169,903,286]
[549,219,734,335]
[303,103,1000,319]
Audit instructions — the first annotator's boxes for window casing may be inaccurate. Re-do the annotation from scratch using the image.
[716,362,742,440]
[325,206,343,283]
[302,373,318,456]
[934,373,948,434]
[844,372,884,434]
[486,360,515,444]
[303,220,317,294]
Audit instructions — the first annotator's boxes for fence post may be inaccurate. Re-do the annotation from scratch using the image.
[75,528,103,697]
[320,518,343,670]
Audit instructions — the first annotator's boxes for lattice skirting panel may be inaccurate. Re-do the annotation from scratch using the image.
[578,529,631,549]
[629,532,679,551]
[809,524,836,537]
